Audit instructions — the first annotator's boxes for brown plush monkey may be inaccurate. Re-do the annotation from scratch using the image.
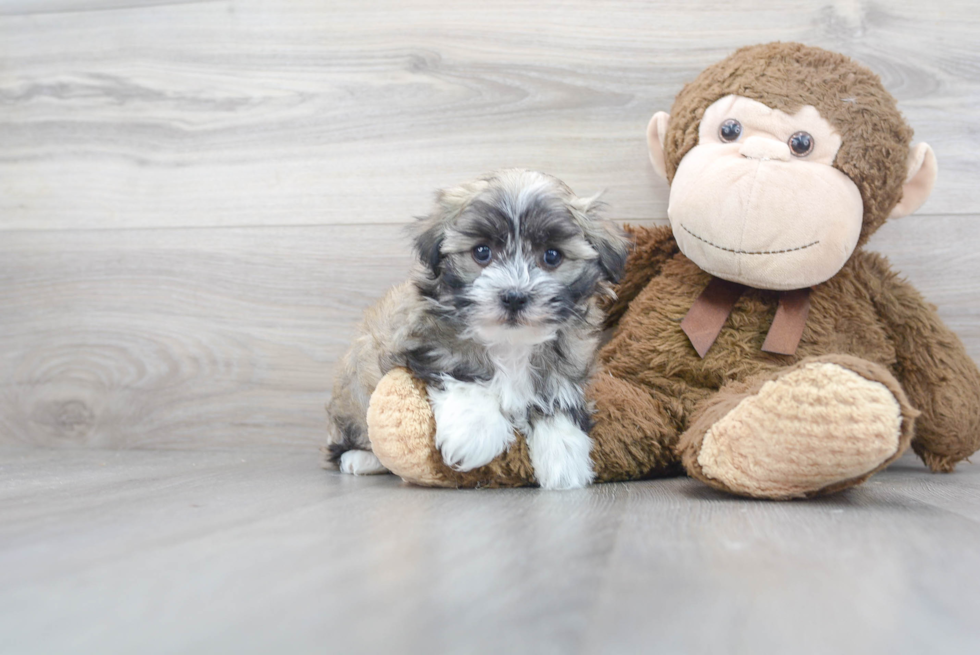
[364,43,980,498]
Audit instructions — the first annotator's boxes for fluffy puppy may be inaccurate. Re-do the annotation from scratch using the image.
[325,169,630,489]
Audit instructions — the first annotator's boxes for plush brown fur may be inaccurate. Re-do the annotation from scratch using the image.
[364,43,980,497]
[599,224,980,479]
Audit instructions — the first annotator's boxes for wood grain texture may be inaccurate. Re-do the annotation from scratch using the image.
[1,448,978,654]
[1,0,979,230]
[0,215,976,449]
[0,224,414,448]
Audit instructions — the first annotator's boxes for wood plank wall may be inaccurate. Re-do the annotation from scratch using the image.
[2,0,978,449]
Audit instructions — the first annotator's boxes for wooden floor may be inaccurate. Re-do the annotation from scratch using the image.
[2,1,980,652]
[1,449,979,654]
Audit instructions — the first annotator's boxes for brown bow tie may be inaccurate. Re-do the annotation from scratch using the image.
[680,277,811,358]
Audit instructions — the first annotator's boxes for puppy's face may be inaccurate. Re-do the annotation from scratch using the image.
[413,170,630,345]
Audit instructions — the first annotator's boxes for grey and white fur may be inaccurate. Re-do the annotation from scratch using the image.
[324,169,630,489]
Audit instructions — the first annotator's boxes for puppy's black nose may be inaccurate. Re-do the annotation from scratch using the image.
[501,291,529,313]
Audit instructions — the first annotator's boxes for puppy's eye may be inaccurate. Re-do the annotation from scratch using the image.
[542,249,563,268]
[719,119,742,142]
[788,131,814,157]
[472,244,492,265]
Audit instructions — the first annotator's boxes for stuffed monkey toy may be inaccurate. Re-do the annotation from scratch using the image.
[363,42,980,498]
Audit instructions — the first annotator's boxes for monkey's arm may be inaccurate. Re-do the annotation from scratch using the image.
[864,253,980,472]
[602,224,680,328]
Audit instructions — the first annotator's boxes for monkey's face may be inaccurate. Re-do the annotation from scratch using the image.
[666,95,864,290]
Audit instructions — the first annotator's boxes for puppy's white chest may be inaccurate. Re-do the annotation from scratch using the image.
[487,344,538,426]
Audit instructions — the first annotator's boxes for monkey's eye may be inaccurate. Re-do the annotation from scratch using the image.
[789,131,814,157]
[472,244,492,265]
[542,249,563,268]
[719,119,742,142]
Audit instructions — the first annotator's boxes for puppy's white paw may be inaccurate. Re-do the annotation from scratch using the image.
[339,450,389,475]
[428,379,515,471]
[528,413,595,490]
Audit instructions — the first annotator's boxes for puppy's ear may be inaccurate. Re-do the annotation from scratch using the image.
[413,215,445,276]
[412,178,490,276]
[567,193,632,283]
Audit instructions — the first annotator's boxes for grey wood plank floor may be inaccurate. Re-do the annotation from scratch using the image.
[2,448,979,654]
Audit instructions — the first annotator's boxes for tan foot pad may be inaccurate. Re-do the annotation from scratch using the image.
[367,368,445,485]
[698,362,903,498]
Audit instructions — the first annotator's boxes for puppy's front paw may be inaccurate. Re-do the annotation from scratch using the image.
[428,380,515,471]
[528,413,595,490]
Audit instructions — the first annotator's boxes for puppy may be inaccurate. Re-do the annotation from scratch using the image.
[325,169,630,489]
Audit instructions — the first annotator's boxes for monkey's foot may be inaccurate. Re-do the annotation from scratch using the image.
[367,368,535,488]
[679,356,916,499]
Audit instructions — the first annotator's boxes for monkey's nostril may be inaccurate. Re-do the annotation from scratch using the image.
[501,291,529,312]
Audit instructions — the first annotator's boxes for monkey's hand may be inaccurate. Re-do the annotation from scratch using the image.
[867,252,980,472]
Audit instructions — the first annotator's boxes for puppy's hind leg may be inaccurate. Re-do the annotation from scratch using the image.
[339,449,389,475]
[324,412,389,475]
[325,282,422,476]
[325,378,389,476]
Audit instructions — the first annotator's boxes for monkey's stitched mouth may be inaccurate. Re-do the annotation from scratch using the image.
[681,224,819,255]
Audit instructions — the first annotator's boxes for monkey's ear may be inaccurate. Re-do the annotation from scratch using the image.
[889,143,938,219]
[646,112,671,179]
